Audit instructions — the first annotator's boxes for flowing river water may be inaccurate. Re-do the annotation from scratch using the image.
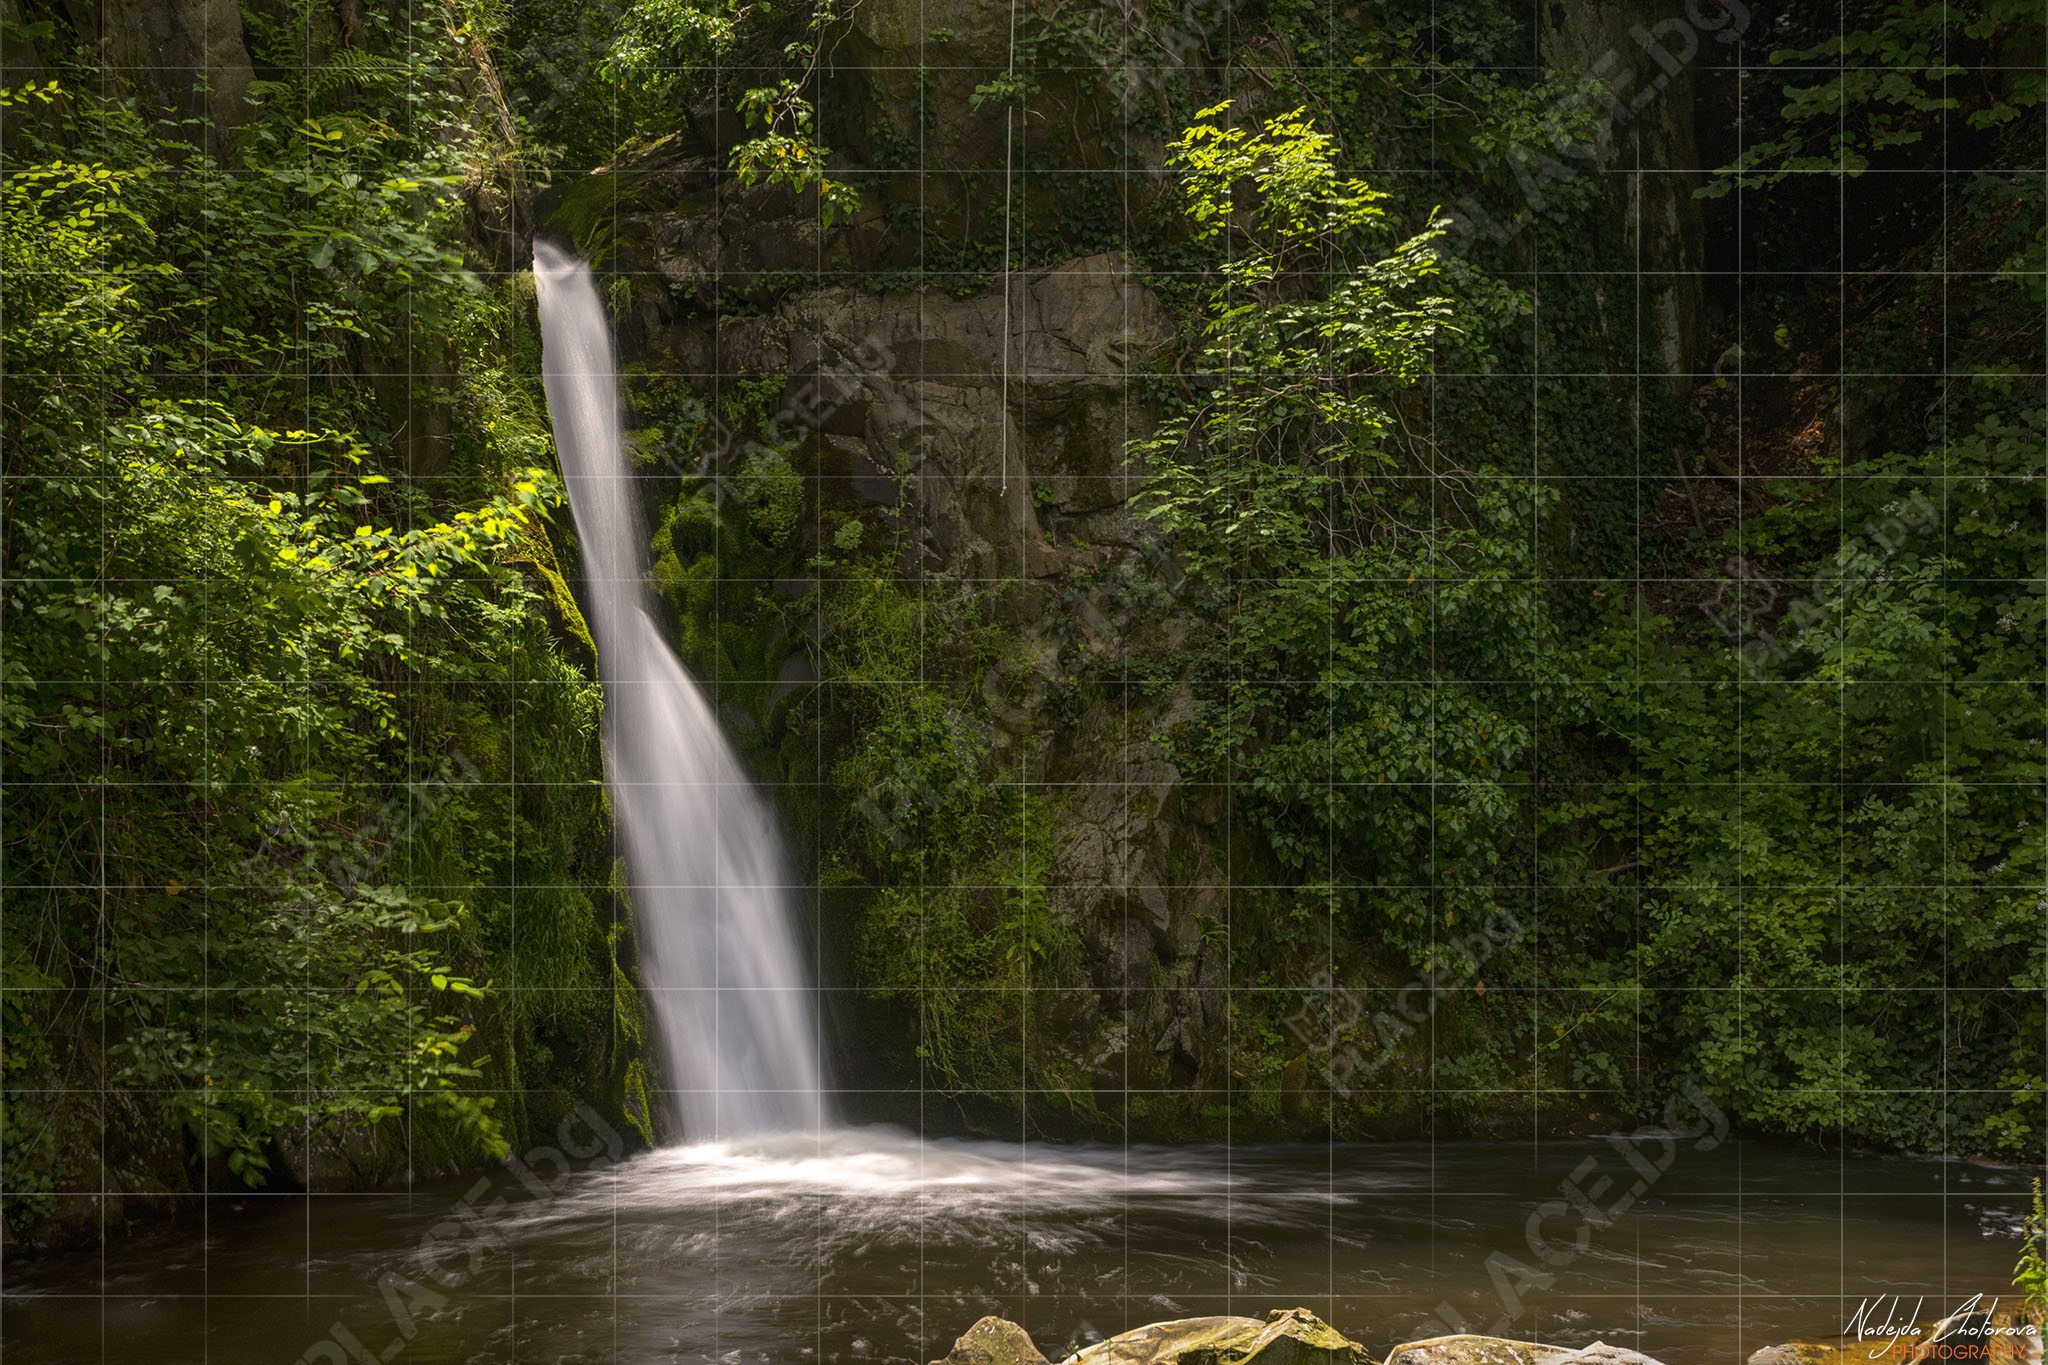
[1,1131,2032,1363]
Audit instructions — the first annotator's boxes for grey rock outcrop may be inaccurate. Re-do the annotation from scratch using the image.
[1386,1337,1553,1365]
[931,1319,1677,1365]
[636,245,1242,1095]
[835,0,1015,175]
[66,0,255,148]
[1536,0,1741,391]
[556,0,1415,1093]
[1746,1348,1813,1365]
[935,1316,1052,1365]
[274,1117,398,1192]
[644,248,1173,581]
[827,0,1172,222]
[1542,1346,1669,1365]
[1386,1337,1670,1365]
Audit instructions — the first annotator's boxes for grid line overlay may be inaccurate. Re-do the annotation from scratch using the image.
[0,3,2043,1364]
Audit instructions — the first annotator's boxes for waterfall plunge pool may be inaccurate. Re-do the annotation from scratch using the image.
[3,1128,2032,1365]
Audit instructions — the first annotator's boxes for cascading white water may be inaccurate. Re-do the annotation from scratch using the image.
[532,241,825,1139]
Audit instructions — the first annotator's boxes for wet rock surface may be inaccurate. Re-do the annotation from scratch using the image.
[1065,1309,1368,1365]
[641,248,1175,581]
[935,1316,1053,1365]
[1383,1338,1554,1365]
[624,242,1241,1098]
[940,1317,1682,1365]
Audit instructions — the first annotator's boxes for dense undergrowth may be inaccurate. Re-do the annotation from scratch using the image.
[0,0,649,1236]
[508,0,2047,1156]
[0,0,2041,1244]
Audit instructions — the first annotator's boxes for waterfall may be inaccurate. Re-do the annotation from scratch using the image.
[531,242,825,1139]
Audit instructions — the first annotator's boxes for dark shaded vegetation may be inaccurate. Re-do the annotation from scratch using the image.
[515,0,2046,1154]
[0,0,2041,1250]
[0,0,649,1239]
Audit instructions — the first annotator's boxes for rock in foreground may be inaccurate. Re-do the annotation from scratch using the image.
[932,1317,1051,1365]
[1385,1337,1551,1365]
[1386,1337,1667,1365]
[934,1316,1676,1365]
[1065,1308,1367,1365]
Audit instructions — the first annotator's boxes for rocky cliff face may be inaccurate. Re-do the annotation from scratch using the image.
[823,0,1174,226]
[539,0,1732,1135]
[612,178,1247,1103]
[1535,0,1746,392]
[644,253,1171,580]
[33,0,254,149]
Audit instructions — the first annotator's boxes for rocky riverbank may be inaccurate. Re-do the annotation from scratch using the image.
[929,1311,1675,1365]
[928,1307,2043,1365]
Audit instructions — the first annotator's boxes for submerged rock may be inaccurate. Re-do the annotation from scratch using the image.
[1385,1337,1552,1365]
[1921,1312,2000,1363]
[934,1317,1050,1365]
[1747,1348,1832,1365]
[1066,1308,1367,1365]
[1063,1314,1265,1365]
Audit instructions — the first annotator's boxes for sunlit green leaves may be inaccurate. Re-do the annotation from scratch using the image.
[0,53,572,1196]
[1134,108,1562,961]
[730,80,862,227]
[595,1,862,226]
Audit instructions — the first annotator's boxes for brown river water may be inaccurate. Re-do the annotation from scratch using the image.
[2,1129,2033,1365]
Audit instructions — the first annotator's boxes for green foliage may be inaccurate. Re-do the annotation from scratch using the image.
[110,887,497,1183]
[510,0,2048,1158]
[856,857,1077,1098]
[596,0,739,96]
[0,9,635,1207]
[1136,105,1562,961]
[839,694,997,883]
[1707,2,2045,194]
[2018,1179,2048,1319]
[650,481,793,724]
[1588,401,2048,1152]
[824,595,1079,1104]
[732,78,862,226]
[969,72,1033,112]
[498,0,2048,1158]
[734,449,805,546]
[633,387,1070,1113]
[593,0,860,222]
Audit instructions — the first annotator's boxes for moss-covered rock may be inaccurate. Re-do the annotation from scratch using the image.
[1384,1338,1668,1365]
[932,1316,1050,1365]
[1067,1308,1367,1365]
